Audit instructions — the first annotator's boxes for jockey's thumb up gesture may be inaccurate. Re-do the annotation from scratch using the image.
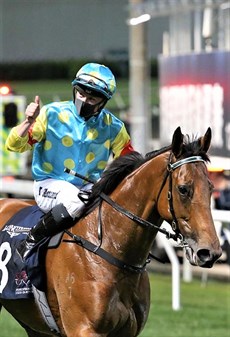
[15,95,41,137]
[25,95,40,124]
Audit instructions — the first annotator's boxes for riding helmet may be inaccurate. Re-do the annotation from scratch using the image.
[72,63,116,100]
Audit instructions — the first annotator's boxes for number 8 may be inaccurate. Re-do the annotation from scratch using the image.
[0,242,12,293]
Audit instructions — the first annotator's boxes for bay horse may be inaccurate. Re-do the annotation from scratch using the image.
[0,127,222,337]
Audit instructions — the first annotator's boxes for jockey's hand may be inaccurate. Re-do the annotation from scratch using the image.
[25,95,40,124]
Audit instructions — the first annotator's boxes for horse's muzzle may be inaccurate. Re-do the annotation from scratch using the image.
[185,246,222,268]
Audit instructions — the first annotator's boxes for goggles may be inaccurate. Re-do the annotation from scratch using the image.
[73,73,112,98]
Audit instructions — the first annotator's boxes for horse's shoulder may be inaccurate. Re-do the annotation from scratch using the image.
[0,198,36,228]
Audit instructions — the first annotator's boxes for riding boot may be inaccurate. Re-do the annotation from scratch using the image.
[17,203,75,260]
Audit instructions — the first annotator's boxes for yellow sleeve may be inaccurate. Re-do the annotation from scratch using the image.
[111,124,131,158]
[5,128,31,153]
[5,106,47,153]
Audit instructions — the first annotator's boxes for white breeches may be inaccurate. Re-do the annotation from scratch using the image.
[33,179,92,219]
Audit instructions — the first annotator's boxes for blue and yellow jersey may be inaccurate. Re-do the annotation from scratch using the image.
[5,101,132,186]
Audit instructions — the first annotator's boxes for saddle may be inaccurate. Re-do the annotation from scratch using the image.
[0,205,63,300]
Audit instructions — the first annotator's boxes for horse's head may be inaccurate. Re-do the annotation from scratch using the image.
[88,127,222,269]
[159,127,222,268]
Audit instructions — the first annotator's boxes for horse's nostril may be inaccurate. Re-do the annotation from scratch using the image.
[196,247,222,268]
[197,249,211,262]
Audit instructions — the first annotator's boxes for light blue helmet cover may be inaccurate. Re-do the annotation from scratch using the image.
[72,63,116,100]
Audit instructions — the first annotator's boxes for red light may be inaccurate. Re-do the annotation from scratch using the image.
[0,85,11,95]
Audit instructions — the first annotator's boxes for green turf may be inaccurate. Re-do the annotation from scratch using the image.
[7,78,159,114]
[1,307,27,337]
[139,273,229,337]
[1,273,229,337]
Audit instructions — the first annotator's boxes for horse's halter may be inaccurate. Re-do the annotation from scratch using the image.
[156,153,206,241]
[99,154,206,242]
[64,154,206,273]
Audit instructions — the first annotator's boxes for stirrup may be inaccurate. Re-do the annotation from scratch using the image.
[17,239,36,261]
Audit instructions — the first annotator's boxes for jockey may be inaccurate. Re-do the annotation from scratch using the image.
[5,62,134,260]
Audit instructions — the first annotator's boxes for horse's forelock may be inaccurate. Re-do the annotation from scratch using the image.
[180,134,210,162]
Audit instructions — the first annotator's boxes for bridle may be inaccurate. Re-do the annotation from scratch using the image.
[64,154,206,273]
[163,154,206,238]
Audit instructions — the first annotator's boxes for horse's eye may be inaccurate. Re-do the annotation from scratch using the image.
[178,185,189,196]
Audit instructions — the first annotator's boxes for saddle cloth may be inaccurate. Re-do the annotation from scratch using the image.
[0,205,60,299]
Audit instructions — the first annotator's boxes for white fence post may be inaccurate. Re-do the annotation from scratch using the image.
[156,232,181,311]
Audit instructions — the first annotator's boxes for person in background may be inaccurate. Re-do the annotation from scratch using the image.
[209,169,230,265]
[5,63,134,259]
[209,170,230,210]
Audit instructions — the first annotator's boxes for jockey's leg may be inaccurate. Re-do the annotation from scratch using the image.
[17,203,75,260]
[17,179,92,260]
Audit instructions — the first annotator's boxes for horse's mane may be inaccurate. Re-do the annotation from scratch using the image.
[89,151,145,199]
[88,134,210,201]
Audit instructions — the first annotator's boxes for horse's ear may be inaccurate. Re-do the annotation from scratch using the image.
[172,127,184,158]
[199,127,212,153]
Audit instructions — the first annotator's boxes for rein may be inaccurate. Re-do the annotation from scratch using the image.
[63,229,148,273]
[100,155,205,242]
[64,154,205,273]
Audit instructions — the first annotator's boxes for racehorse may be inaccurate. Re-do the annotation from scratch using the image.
[0,127,222,337]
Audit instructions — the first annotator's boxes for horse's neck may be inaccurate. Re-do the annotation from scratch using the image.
[97,155,167,266]
[113,155,167,217]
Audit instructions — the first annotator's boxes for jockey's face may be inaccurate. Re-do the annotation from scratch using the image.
[74,87,105,118]
[75,88,104,107]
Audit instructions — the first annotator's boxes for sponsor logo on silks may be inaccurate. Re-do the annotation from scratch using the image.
[41,188,59,199]
[2,224,30,238]
[15,270,32,296]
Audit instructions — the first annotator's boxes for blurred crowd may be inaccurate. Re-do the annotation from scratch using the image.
[208,168,230,265]
[209,169,230,211]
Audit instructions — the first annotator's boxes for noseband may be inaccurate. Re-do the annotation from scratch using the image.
[64,154,206,273]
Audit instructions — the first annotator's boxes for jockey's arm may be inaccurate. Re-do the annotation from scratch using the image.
[112,124,135,158]
[5,106,46,153]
